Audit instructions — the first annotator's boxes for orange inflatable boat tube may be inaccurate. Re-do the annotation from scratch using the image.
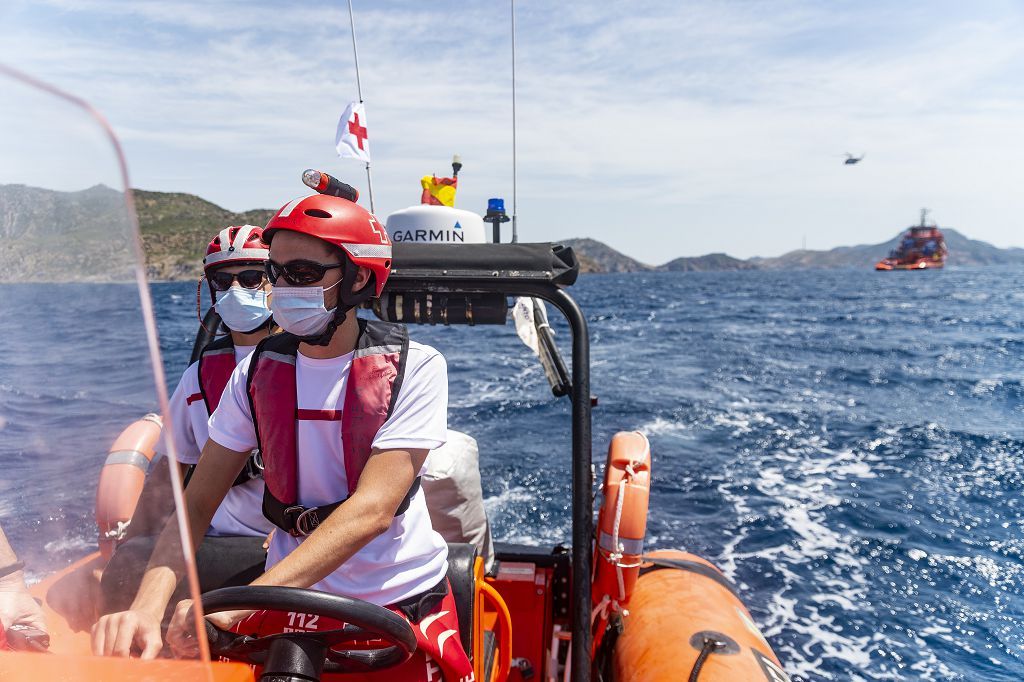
[614,549,790,681]
[95,414,162,559]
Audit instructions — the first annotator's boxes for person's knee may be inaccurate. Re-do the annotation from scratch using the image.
[195,535,267,591]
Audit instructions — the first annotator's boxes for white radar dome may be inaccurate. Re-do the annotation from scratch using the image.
[386,204,487,244]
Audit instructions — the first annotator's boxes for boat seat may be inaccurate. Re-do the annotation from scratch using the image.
[445,542,477,657]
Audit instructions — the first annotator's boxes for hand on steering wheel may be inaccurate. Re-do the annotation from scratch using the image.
[199,585,417,677]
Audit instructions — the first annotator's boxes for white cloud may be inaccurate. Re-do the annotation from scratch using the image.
[1,0,1022,261]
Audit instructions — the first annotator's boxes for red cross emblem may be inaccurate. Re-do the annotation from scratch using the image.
[347,112,368,150]
[368,216,388,244]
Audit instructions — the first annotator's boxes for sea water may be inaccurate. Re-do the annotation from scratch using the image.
[2,267,1023,680]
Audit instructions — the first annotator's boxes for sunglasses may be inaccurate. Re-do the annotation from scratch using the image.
[265,259,345,286]
[208,269,267,292]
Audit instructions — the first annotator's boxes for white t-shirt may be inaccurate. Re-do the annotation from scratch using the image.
[160,345,275,538]
[208,339,450,606]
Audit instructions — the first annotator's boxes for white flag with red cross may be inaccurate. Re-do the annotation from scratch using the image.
[335,101,370,162]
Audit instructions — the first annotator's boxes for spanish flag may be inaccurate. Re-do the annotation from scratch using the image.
[420,174,458,207]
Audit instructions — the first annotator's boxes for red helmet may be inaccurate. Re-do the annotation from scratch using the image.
[203,225,270,271]
[263,194,392,296]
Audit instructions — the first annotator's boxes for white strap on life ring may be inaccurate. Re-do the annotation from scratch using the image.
[603,460,644,606]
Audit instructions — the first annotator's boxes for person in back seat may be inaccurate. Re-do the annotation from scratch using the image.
[48,226,276,631]
[100,225,276,615]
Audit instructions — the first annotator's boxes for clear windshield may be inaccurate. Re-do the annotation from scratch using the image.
[0,67,207,668]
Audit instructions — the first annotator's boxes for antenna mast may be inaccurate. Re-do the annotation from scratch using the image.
[510,0,519,243]
[347,0,374,212]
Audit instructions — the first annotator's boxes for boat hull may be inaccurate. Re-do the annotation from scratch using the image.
[2,551,254,680]
[613,550,789,681]
[0,651,254,682]
[875,258,944,271]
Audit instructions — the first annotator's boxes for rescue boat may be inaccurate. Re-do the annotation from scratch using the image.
[875,209,948,270]
[7,236,790,682]
[0,69,790,682]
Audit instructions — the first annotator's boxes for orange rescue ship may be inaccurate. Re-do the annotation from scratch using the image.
[875,209,948,270]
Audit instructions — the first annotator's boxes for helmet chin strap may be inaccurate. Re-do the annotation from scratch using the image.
[296,265,374,347]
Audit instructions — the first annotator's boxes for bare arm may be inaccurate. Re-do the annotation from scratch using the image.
[131,365,203,542]
[252,447,428,590]
[162,446,427,658]
[0,527,18,567]
[91,438,249,657]
[51,458,184,634]
[130,440,248,617]
[160,446,429,659]
[0,526,46,632]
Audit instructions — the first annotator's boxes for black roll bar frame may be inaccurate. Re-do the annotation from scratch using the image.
[381,272,593,681]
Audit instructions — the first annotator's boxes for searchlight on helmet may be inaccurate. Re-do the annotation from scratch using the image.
[302,169,360,202]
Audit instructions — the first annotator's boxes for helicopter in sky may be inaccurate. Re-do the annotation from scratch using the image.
[844,153,865,165]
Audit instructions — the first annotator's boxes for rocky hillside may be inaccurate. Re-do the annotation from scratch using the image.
[560,238,653,273]
[661,253,758,272]
[3,184,1021,279]
[0,183,136,281]
[559,241,759,273]
[0,184,276,281]
[135,190,275,280]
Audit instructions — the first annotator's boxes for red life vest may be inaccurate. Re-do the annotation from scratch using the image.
[246,320,412,536]
[188,335,262,488]
[196,334,236,414]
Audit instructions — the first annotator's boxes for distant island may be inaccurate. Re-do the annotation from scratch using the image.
[566,232,1024,273]
[563,239,758,274]
[2,184,1022,279]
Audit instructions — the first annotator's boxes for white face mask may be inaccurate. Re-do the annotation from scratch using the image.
[269,281,341,337]
[215,286,272,333]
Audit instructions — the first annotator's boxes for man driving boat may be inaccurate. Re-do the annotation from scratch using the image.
[100,225,276,613]
[92,191,473,680]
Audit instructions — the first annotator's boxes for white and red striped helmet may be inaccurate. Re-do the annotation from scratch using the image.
[203,225,270,272]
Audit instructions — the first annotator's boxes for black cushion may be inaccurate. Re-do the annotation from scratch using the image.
[445,542,477,657]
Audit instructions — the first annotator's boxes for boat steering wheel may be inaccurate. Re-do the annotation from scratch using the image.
[201,585,417,680]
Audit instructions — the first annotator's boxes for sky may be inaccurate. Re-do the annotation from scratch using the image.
[1,0,1022,263]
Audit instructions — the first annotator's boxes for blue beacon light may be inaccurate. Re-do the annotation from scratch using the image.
[484,197,510,243]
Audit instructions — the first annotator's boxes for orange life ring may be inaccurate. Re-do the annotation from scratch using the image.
[591,431,651,654]
[95,414,162,559]
[615,550,789,682]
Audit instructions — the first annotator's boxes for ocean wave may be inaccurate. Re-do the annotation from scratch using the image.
[5,269,1024,680]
